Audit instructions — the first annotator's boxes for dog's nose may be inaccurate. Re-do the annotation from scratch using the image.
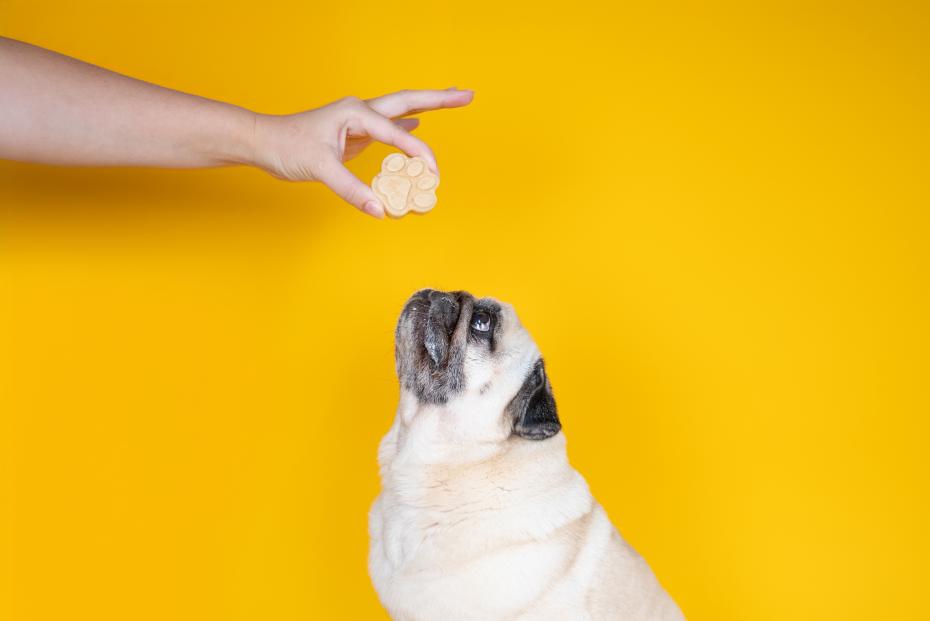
[419,290,462,367]
[427,290,461,329]
[404,289,460,319]
[402,289,433,315]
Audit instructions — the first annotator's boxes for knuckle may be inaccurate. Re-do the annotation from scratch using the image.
[337,95,363,109]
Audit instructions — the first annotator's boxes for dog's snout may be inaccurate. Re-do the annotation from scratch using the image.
[423,291,462,367]
[427,291,461,330]
[395,288,476,402]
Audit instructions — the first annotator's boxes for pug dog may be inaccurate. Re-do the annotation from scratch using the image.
[368,290,685,621]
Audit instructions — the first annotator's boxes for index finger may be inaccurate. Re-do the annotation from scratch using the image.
[366,88,474,119]
[358,108,439,173]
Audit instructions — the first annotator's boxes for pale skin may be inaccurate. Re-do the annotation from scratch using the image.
[0,36,474,218]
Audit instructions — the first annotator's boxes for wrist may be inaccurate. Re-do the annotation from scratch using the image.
[220,104,260,167]
[191,100,259,168]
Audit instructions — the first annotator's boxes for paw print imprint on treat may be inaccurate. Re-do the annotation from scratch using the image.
[372,153,439,217]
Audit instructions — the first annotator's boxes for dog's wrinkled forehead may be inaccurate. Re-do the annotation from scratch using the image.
[394,289,507,404]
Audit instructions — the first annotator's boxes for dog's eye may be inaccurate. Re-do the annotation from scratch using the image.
[471,311,492,333]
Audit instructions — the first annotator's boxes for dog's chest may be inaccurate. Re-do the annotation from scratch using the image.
[372,507,577,621]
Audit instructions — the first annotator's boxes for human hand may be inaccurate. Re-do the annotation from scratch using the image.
[248,88,474,218]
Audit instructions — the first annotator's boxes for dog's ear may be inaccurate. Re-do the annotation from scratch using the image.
[511,360,561,441]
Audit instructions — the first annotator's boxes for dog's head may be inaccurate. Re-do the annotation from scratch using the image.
[394,289,561,443]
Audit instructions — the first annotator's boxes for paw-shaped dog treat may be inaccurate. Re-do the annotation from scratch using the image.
[372,153,439,217]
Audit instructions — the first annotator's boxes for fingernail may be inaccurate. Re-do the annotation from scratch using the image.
[363,200,385,219]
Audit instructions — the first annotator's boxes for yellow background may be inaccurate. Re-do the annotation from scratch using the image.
[2,1,929,619]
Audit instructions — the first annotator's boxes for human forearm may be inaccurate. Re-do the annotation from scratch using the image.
[0,36,474,217]
[0,36,254,168]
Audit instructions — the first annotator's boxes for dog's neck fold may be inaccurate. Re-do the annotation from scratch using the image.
[377,393,592,548]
